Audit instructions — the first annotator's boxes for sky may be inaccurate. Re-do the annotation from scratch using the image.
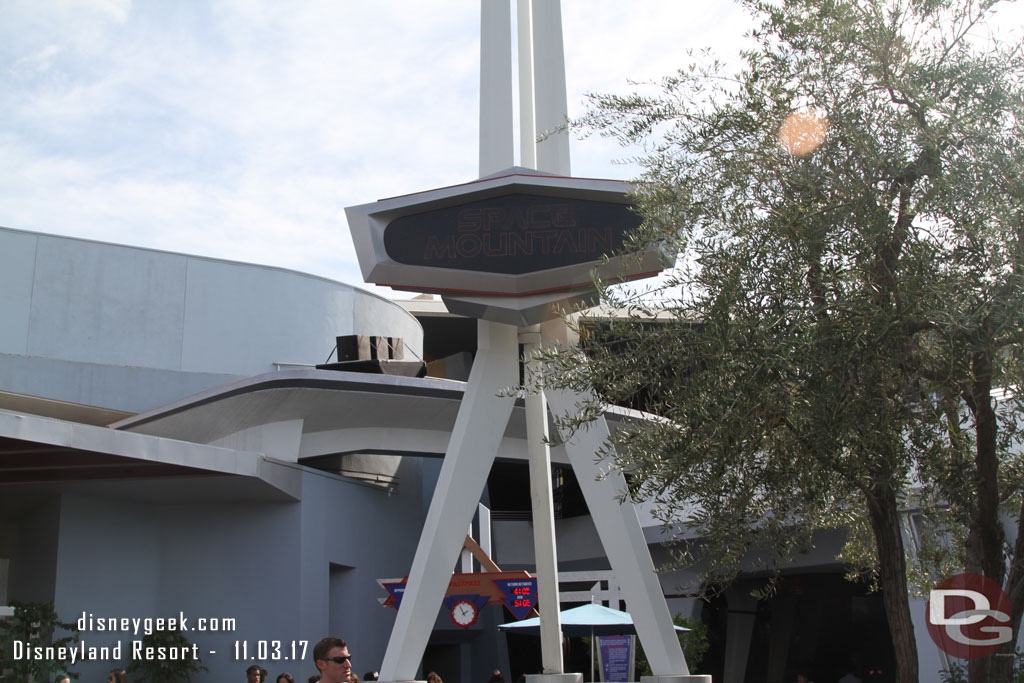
[3,1,1021,300]
[0,0,756,296]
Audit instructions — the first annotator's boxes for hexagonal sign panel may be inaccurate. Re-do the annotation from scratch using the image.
[345,168,664,298]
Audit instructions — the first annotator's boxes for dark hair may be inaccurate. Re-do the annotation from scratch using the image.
[487,671,505,683]
[308,677,321,683]
[248,665,262,675]
[55,675,70,683]
[109,669,128,683]
[277,675,295,683]
[363,672,379,681]
[313,637,348,662]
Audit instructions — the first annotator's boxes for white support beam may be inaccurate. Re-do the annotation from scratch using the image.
[479,502,493,560]
[517,0,537,170]
[531,0,570,175]
[522,325,565,674]
[378,320,519,682]
[545,386,690,677]
[461,524,475,574]
[480,0,515,176]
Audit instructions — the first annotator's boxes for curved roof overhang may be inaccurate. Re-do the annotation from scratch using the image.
[0,408,300,503]
[111,369,651,468]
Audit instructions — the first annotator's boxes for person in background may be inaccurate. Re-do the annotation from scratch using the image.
[426,672,442,683]
[277,674,296,683]
[55,675,69,683]
[308,676,321,683]
[247,665,263,683]
[108,669,128,683]
[312,636,353,683]
[363,672,379,681]
[486,669,504,683]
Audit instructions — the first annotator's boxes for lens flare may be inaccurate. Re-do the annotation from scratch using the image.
[778,108,829,156]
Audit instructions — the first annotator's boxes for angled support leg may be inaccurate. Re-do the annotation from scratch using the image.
[379,320,519,683]
[521,325,566,676]
[546,386,707,683]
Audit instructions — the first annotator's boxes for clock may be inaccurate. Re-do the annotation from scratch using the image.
[450,599,479,628]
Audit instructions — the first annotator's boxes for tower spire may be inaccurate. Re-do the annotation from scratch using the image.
[479,0,570,177]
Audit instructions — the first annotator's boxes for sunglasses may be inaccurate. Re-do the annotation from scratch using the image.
[322,656,352,664]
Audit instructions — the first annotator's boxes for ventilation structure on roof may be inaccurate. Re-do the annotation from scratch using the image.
[316,335,426,378]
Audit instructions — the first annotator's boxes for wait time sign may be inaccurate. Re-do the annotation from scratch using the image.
[378,571,539,626]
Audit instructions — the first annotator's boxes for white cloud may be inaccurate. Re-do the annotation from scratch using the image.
[9,44,64,77]
[71,0,132,23]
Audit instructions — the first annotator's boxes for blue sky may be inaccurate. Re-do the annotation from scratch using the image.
[3,1,1019,297]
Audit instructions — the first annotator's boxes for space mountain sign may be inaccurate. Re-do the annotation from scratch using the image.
[345,168,663,297]
[383,193,639,274]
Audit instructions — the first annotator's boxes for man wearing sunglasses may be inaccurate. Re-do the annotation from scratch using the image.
[313,637,353,683]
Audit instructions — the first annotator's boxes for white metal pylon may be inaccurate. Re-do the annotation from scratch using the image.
[376,2,702,682]
[378,320,519,681]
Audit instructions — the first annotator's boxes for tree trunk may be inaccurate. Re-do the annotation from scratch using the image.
[864,482,919,683]
[971,499,1024,683]
[965,354,1005,582]
[977,640,1016,683]
[997,499,1024,683]
[966,356,1011,683]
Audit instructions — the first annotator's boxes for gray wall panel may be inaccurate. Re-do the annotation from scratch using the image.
[180,258,359,375]
[53,494,162,680]
[300,466,427,677]
[0,230,37,355]
[0,226,424,410]
[157,501,304,680]
[0,352,241,413]
[36,469,430,683]
[27,235,189,369]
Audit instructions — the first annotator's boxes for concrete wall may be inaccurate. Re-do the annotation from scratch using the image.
[53,495,162,647]
[298,462,428,678]
[0,226,422,412]
[33,466,428,683]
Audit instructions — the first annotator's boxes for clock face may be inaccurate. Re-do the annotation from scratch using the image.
[451,599,479,627]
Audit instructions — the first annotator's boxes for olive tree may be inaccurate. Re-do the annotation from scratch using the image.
[542,2,1024,682]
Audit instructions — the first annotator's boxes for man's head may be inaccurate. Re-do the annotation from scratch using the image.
[313,637,352,683]
[247,665,262,683]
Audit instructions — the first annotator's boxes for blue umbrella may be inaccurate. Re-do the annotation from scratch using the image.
[497,602,690,637]
[498,603,690,682]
